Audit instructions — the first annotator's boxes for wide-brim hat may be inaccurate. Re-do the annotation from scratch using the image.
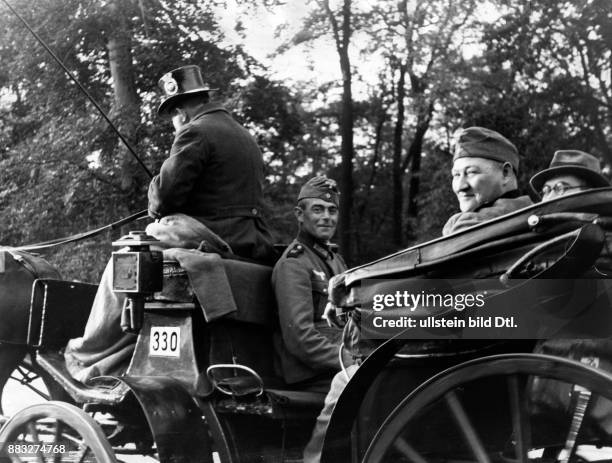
[157,65,218,117]
[530,150,609,194]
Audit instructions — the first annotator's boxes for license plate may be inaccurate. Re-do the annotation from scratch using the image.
[149,327,180,357]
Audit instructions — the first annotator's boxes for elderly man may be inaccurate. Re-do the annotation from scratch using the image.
[530,150,609,202]
[308,127,534,463]
[273,176,351,386]
[443,127,533,236]
[64,65,276,382]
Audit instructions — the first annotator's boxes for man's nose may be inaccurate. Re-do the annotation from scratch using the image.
[454,175,469,192]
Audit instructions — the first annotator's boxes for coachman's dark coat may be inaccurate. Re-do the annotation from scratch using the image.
[148,102,276,264]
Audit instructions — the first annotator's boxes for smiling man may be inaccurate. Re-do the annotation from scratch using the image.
[272,176,351,387]
[443,127,533,236]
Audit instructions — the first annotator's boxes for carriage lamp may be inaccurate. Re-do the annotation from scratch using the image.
[112,231,163,333]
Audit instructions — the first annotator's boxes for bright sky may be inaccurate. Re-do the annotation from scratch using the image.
[216,1,341,86]
[215,0,503,98]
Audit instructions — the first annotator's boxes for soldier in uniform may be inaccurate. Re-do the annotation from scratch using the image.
[272,176,351,387]
[443,127,532,235]
[530,150,609,201]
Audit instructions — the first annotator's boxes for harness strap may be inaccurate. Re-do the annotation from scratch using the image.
[13,209,148,252]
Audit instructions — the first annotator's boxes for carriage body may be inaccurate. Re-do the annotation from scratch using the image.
[1,189,612,462]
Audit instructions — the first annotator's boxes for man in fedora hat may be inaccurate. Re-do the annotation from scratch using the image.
[530,150,609,202]
[443,127,533,235]
[150,64,276,264]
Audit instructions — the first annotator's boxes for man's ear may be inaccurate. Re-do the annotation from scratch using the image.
[294,206,304,223]
[177,107,188,124]
[501,162,514,183]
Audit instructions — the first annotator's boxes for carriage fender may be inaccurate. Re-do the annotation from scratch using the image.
[107,375,212,463]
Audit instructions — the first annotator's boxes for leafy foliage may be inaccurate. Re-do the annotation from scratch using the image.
[0,0,610,278]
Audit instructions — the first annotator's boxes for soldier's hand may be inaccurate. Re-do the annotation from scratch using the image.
[324,302,346,329]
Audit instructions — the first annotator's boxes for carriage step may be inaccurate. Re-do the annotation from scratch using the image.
[216,388,326,420]
[36,351,129,405]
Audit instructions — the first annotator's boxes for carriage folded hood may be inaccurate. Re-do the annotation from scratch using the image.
[330,188,612,307]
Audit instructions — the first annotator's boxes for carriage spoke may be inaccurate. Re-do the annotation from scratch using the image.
[74,444,92,463]
[392,436,429,463]
[26,422,46,463]
[52,420,64,463]
[445,390,491,463]
[507,374,530,463]
[557,388,591,463]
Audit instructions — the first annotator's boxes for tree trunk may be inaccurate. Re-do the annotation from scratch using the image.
[392,63,407,246]
[324,0,354,262]
[107,0,141,192]
[405,100,434,220]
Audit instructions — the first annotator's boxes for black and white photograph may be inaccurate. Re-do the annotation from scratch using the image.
[1,0,612,461]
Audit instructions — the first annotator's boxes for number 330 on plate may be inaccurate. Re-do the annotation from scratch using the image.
[149,326,181,357]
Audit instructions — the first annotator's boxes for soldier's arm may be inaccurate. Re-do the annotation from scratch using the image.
[148,125,206,218]
[273,258,341,371]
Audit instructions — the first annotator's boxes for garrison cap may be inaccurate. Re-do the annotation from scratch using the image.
[453,127,520,172]
[530,150,609,194]
[157,65,218,117]
[297,176,340,206]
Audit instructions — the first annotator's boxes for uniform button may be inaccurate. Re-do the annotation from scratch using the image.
[325,193,331,199]
[323,288,328,293]
[251,208,258,216]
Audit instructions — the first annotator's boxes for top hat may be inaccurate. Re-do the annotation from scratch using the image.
[453,127,520,172]
[529,150,609,194]
[157,65,217,117]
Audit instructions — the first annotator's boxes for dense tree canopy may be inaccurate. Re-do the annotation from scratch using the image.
[0,0,609,279]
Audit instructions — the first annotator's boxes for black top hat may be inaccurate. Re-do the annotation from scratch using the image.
[529,150,609,194]
[157,65,218,117]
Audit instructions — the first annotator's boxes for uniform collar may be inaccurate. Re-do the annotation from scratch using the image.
[473,189,521,212]
[297,230,333,260]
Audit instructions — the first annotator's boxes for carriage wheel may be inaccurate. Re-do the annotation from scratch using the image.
[0,347,68,418]
[363,354,612,463]
[0,401,117,462]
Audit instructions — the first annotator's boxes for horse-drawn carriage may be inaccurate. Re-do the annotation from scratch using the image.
[1,188,612,463]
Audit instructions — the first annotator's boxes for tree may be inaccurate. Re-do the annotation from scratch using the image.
[0,0,292,279]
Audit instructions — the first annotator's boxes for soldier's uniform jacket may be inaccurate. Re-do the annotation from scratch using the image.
[272,231,347,384]
[148,102,275,264]
[442,190,533,236]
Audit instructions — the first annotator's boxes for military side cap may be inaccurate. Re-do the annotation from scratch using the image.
[297,176,340,206]
[530,150,609,194]
[157,65,218,117]
[453,127,520,172]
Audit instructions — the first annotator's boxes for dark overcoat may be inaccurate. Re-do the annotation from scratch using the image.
[148,103,275,264]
